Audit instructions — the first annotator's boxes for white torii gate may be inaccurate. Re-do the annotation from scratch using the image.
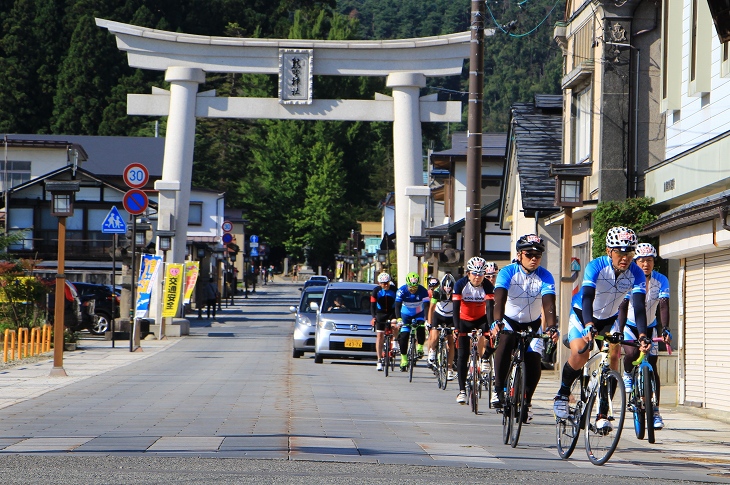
[96,19,470,287]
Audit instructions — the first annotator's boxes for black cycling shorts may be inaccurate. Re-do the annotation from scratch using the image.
[432,312,454,335]
[374,313,395,332]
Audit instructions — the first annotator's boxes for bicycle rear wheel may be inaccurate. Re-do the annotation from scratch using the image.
[585,369,626,466]
[556,374,583,459]
[383,334,391,378]
[509,361,526,447]
[408,333,416,383]
[438,338,448,390]
[644,365,656,444]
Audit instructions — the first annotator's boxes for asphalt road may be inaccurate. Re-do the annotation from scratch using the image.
[1,280,728,484]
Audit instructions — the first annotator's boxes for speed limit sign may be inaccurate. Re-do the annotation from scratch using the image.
[222,220,233,233]
[123,163,149,189]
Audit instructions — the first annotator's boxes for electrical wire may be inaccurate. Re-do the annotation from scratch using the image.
[486,0,563,38]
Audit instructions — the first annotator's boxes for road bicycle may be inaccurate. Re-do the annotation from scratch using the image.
[625,336,671,444]
[465,328,482,415]
[381,320,397,377]
[501,326,552,448]
[433,325,451,390]
[555,331,626,466]
[405,319,425,383]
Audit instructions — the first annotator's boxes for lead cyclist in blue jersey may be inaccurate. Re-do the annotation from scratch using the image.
[491,234,557,422]
[395,272,431,372]
[553,226,650,430]
[617,242,672,430]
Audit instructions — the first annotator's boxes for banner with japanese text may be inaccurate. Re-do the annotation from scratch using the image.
[162,263,184,317]
[135,254,162,318]
[182,261,200,305]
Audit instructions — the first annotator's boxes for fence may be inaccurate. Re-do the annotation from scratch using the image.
[2,325,51,363]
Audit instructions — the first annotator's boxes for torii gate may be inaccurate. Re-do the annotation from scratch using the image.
[96,19,470,286]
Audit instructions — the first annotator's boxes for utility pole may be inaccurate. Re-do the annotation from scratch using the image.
[464,0,485,261]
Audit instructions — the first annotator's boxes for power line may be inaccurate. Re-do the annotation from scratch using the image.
[486,0,563,38]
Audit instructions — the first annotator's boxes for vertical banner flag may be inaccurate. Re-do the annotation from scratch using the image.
[135,254,163,318]
[162,263,184,317]
[182,261,200,305]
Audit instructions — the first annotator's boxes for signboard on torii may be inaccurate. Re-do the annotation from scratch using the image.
[96,18,478,283]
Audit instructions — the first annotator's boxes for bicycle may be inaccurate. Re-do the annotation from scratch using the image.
[381,320,397,377]
[501,326,551,448]
[555,331,626,466]
[485,333,498,409]
[625,337,671,444]
[465,328,482,415]
[404,319,425,383]
[433,325,450,390]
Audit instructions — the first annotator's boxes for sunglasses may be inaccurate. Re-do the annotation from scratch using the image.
[470,271,485,276]
[485,274,496,278]
[523,252,543,260]
[612,249,634,258]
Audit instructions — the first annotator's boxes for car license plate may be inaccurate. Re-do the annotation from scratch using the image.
[344,338,363,349]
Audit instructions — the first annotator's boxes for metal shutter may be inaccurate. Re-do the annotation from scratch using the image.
[683,255,705,407]
[702,250,730,412]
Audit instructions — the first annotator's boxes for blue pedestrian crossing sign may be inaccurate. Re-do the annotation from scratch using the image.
[101,206,127,234]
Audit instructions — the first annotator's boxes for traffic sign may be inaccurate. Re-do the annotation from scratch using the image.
[222,233,233,244]
[123,163,149,189]
[250,235,258,243]
[123,189,149,215]
[101,206,127,234]
[222,220,233,233]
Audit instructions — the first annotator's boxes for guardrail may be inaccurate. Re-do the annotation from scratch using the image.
[3,325,52,363]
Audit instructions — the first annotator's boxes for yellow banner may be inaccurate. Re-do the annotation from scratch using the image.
[182,261,200,305]
[162,263,184,317]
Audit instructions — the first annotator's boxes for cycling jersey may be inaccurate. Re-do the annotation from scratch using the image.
[453,276,494,321]
[370,283,397,317]
[571,256,646,321]
[430,287,453,318]
[624,270,669,328]
[495,263,555,324]
[395,285,430,318]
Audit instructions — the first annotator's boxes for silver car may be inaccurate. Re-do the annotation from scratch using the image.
[291,286,325,358]
[313,282,378,364]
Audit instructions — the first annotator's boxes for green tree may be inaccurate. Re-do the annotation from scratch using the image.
[592,197,658,259]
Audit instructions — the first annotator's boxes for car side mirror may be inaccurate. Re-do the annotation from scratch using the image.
[310,302,319,311]
[289,306,297,313]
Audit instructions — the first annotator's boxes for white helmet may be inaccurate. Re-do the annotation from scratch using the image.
[634,243,657,259]
[466,256,488,274]
[485,262,498,275]
[377,272,391,283]
[605,226,638,251]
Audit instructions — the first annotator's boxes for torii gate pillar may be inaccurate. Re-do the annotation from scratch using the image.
[387,72,426,282]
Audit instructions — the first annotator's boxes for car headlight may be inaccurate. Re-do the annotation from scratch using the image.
[318,319,336,331]
[297,314,313,327]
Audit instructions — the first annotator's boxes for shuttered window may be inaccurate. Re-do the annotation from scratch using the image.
[684,255,705,407]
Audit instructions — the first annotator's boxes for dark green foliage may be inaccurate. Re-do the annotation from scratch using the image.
[592,197,658,259]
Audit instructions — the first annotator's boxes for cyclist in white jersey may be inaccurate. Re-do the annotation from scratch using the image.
[427,274,456,380]
[553,226,649,429]
[490,234,558,422]
[617,242,672,430]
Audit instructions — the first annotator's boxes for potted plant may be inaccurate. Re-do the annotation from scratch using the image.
[64,329,80,351]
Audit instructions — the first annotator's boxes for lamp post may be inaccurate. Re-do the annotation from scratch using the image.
[549,162,591,372]
[46,181,80,377]
[411,236,427,282]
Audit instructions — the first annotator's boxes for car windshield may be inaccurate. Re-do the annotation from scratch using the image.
[301,292,323,313]
[322,289,371,314]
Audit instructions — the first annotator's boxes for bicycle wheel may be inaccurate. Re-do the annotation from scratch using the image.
[556,374,583,459]
[584,369,625,466]
[644,365,656,444]
[632,368,645,440]
[383,334,390,378]
[471,363,480,414]
[509,361,526,448]
[408,333,416,383]
[487,357,494,409]
[439,338,448,390]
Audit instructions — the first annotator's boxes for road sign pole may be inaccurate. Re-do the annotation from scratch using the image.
[112,233,116,348]
[130,218,136,353]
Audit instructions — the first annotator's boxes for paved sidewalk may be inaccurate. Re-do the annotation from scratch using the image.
[0,336,181,410]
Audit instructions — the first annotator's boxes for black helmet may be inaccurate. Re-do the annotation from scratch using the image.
[516,234,545,253]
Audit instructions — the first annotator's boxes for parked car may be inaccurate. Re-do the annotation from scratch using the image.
[313,282,378,364]
[291,286,325,358]
[46,280,84,332]
[72,282,120,335]
[302,275,329,289]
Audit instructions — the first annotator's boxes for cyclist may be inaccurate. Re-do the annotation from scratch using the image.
[553,226,649,431]
[490,234,557,424]
[482,262,499,372]
[453,256,495,404]
[371,272,398,372]
[427,273,457,380]
[395,272,431,372]
[425,275,440,366]
[617,242,671,430]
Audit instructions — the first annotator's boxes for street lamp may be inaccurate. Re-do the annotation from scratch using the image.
[46,180,80,377]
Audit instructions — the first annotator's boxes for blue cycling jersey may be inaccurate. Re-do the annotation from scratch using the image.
[495,263,556,323]
[624,270,669,328]
[395,285,430,318]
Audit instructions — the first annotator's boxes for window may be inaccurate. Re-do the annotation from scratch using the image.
[691,0,698,83]
[188,202,202,225]
[573,86,592,163]
[723,42,730,77]
[0,161,31,191]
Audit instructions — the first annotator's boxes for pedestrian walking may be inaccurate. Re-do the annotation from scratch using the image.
[204,277,220,319]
